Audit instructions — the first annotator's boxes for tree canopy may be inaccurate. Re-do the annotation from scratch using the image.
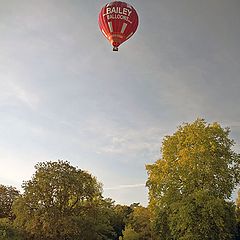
[0,185,19,220]
[13,160,106,240]
[146,119,240,240]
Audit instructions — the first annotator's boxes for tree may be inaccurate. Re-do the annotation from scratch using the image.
[168,190,236,240]
[126,206,152,240]
[0,218,24,240]
[121,225,140,240]
[13,160,104,240]
[112,204,135,239]
[146,119,240,240]
[236,190,240,239]
[80,197,118,240]
[0,185,19,220]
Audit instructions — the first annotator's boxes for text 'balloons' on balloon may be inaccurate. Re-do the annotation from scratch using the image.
[98,1,139,51]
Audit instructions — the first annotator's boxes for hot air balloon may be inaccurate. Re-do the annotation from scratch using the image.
[98,1,139,51]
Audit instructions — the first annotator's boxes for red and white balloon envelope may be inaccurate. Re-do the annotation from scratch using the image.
[98,1,139,51]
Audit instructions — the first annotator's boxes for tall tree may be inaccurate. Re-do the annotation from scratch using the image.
[13,160,104,240]
[0,185,19,220]
[146,119,240,240]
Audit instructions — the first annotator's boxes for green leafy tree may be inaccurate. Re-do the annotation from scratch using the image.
[0,185,19,220]
[0,185,23,240]
[80,197,117,240]
[121,225,139,240]
[146,119,240,240]
[13,160,104,240]
[236,190,240,239]
[168,190,236,240]
[126,206,152,240]
[112,204,134,239]
[0,218,24,240]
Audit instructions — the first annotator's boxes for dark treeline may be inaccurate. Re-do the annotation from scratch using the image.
[0,119,240,240]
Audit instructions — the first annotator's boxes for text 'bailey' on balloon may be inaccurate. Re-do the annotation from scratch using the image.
[98,1,139,51]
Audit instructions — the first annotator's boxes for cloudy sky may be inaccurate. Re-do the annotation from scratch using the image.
[0,0,239,206]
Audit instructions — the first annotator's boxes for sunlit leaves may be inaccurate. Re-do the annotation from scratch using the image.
[146,119,240,239]
[0,185,19,220]
[13,160,103,240]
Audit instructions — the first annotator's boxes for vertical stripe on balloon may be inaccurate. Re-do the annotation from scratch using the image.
[108,22,113,32]
[121,23,128,34]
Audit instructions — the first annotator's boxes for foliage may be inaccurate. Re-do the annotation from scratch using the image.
[0,218,24,240]
[126,206,152,240]
[237,190,240,209]
[0,185,19,220]
[13,160,106,240]
[78,197,117,240]
[111,204,135,239]
[146,119,240,239]
[121,225,140,240]
[236,190,240,239]
[168,190,236,240]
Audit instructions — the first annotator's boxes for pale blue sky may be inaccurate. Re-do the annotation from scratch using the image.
[0,0,239,206]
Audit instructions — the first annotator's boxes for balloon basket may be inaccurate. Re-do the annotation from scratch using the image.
[113,47,118,51]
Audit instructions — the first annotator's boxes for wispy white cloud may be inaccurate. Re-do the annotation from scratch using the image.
[104,183,145,190]
[97,139,160,162]
[86,120,165,161]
